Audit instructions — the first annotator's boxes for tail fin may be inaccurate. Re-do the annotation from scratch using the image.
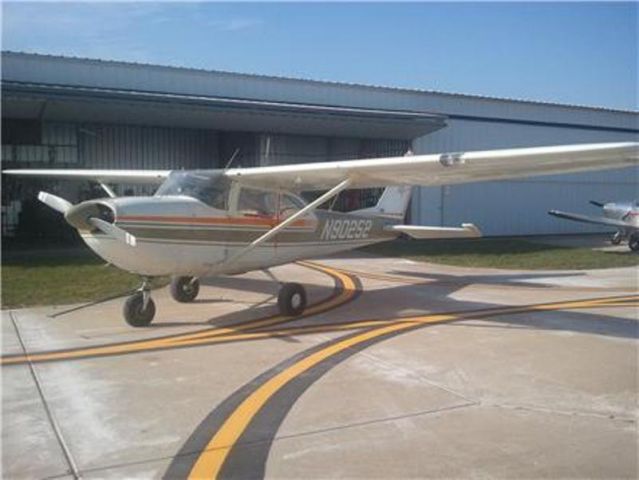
[354,186,412,218]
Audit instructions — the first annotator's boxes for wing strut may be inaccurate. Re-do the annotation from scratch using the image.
[222,179,352,268]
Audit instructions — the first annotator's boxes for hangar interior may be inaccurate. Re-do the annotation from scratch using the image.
[1,51,637,242]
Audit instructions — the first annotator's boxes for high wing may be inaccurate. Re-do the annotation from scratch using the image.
[2,169,170,185]
[224,142,638,191]
[548,210,637,230]
[3,143,637,191]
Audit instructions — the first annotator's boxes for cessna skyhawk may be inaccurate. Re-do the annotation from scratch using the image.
[5,142,638,326]
[549,199,639,251]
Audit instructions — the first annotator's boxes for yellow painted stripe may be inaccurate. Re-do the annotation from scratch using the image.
[187,312,456,478]
[187,293,639,479]
[318,262,639,293]
[1,263,357,366]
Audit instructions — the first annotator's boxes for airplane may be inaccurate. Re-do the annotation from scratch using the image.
[4,141,638,327]
[549,200,639,251]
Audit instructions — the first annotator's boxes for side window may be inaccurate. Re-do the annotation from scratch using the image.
[238,188,276,217]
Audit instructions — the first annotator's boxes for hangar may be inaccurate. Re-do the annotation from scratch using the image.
[2,51,637,241]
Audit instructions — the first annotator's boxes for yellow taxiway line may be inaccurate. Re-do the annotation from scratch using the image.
[186,293,639,479]
[1,262,358,366]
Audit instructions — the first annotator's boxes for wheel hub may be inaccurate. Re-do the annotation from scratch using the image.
[291,293,302,309]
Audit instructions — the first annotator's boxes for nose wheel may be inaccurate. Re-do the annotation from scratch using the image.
[278,282,307,316]
[123,279,156,327]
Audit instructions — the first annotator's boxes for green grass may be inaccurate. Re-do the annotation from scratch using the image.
[2,251,167,309]
[2,238,636,309]
[361,238,639,270]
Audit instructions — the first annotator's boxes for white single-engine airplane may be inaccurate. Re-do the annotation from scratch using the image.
[549,199,639,251]
[5,142,638,326]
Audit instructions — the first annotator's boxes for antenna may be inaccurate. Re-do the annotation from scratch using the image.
[224,148,241,170]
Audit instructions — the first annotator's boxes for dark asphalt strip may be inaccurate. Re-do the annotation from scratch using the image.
[163,326,405,479]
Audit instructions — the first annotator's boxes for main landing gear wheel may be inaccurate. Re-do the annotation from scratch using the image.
[123,292,156,327]
[629,234,639,252]
[611,232,623,245]
[278,282,307,316]
[170,276,200,302]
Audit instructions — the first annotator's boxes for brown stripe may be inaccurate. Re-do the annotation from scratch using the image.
[118,215,315,228]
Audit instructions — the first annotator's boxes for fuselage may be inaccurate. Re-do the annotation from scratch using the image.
[603,201,639,228]
[73,195,399,277]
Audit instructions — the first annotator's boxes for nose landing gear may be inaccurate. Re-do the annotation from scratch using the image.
[123,278,156,327]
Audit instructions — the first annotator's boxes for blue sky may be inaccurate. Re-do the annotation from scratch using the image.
[2,2,637,110]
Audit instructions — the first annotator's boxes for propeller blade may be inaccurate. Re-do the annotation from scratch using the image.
[88,217,137,246]
[38,191,73,214]
[589,200,605,208]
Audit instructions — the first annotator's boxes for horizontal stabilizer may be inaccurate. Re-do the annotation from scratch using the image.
[387,223,481,239]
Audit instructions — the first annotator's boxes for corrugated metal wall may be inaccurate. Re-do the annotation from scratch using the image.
[77,123,219,170]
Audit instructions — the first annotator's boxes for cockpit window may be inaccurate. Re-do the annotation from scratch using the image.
[238,188,277,217]
[278,193,304,218]
[236,188,307,218]
[155,172,228,210]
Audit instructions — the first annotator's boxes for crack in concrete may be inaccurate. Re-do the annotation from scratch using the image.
[483,401,636,422]
[9,311,82,480]
[73,402,480,477]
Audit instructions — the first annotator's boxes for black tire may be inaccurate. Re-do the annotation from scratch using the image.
[278,283,307,316]
[123,293,156,327]
[629,234,639,252]
[611,232,622,245]
[170,276,200,302]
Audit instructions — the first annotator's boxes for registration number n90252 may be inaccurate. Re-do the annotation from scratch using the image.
[320,219,373,241]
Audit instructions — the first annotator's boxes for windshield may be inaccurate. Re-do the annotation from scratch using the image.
[155,172,229,210]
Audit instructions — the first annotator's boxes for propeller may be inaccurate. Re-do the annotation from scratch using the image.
[589,200,605,208]
[38,190,137,247]
[88,217,137,246]
[38,191,72,214]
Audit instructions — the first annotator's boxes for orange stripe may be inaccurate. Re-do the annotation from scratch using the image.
[118,215,314,228]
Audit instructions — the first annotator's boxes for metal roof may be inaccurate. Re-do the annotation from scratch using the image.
[2,50,636,115]
[2,80,446,139]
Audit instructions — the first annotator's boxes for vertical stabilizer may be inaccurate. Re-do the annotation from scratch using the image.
[353,186,413,218]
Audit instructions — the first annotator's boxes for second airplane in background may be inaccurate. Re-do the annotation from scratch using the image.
[549,200,639,251]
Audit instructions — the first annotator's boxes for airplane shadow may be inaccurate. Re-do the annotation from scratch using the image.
[150,264,637,341]
[359,269,638,340]
[148,275,333,329]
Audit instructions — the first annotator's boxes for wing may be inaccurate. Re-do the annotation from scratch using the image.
[548,210,636,230]
[2,169,171,185]
[224,142,638,191]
